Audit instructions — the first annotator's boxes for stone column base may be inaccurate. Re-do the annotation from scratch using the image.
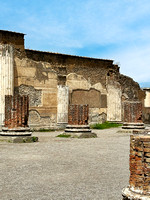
[0,136,38,143]
[1,127,32,136]
[57,123,68,129]
[64,125,97,138]
[65,125,92,133]
[122,187,150,200]
[122,123,145,129]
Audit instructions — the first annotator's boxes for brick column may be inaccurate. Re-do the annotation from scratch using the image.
[64,104,95,137]
[68,104,89,125]
[1,95,31,136]
[122,101,145,129]
[122,131,150,199]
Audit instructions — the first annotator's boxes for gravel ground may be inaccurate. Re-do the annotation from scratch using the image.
[0,127,131,200]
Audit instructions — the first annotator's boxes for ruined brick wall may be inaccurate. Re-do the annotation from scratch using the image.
[12,41,146,129]
[14,49,58,129]
[14,48,117,128]
[68,105,89,125]
[13,47,146,128]
[5,95,29,128]
[123,101,143,123]
[24,49,117,87]
[0,30,24,50]
[118,74,145,102]
[0,30,146,129]
[129,134,150,195]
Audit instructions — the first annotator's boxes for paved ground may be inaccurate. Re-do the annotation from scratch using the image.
[0,127,131,200]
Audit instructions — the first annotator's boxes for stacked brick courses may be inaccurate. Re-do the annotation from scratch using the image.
[68,105,89,125]
[129,134,150,195]
[123,101,143,123]
[5,95,29,129]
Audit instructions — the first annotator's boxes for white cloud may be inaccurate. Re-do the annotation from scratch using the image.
[102,44,150,83]
[1,0,150,83]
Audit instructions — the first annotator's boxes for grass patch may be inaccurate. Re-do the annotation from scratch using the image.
[90,122,122,129]
[33,128,55,132]
[56,134,71,138]
[32,136,38,142]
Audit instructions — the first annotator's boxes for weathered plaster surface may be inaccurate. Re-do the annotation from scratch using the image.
[144,90,150,107]
[14,55,58,128]
[0,45,14,129]
[107,81,122,122]
[57,85,69,126]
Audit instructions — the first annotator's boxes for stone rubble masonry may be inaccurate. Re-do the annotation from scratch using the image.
[4,95,29,129]
[123,101,143,123]
[129,134,150,195]
[68,105,89,125]
[0,30,25,50]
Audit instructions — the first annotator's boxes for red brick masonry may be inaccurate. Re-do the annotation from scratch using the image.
[5,95,29,129]
[68,105,89,125]
[123,101,143,123]
[129,134,150,195]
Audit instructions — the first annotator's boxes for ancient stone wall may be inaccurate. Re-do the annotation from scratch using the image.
[0,30,24,50]
[13,48,118,128]
[14,50,58,129]
[0,32,140,130]
[66,73,107,124]
[71,89,101,108]
[118,74,145,102]
[12,47,146,128]
[24,49,118,87]
[0,31,147,130]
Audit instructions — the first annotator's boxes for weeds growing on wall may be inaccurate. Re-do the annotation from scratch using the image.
[90,122,122,129]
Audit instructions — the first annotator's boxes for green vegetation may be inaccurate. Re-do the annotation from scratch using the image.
[90,121,122,129]
[32,136,38,142]
[34,128,55,132]
[56,134,71,138]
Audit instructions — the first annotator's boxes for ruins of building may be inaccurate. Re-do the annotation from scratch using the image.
[0,30,148,130]
[143,88,150,124]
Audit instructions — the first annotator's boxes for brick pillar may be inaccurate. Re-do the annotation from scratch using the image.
[65,104,94,135]
[68,104,89,125]
[122,131,150,199]
[1,94,31,136]
[122,101,145,129]
[4,95,29,129]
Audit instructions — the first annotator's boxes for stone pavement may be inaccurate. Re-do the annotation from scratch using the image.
[0,128,131,200]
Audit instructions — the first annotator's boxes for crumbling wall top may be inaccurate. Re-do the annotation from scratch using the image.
[0,30,25,50]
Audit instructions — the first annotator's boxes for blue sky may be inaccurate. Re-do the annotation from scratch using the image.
[0,0,150,86]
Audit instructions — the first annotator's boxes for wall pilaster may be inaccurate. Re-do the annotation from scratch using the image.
[0,45,14,129]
